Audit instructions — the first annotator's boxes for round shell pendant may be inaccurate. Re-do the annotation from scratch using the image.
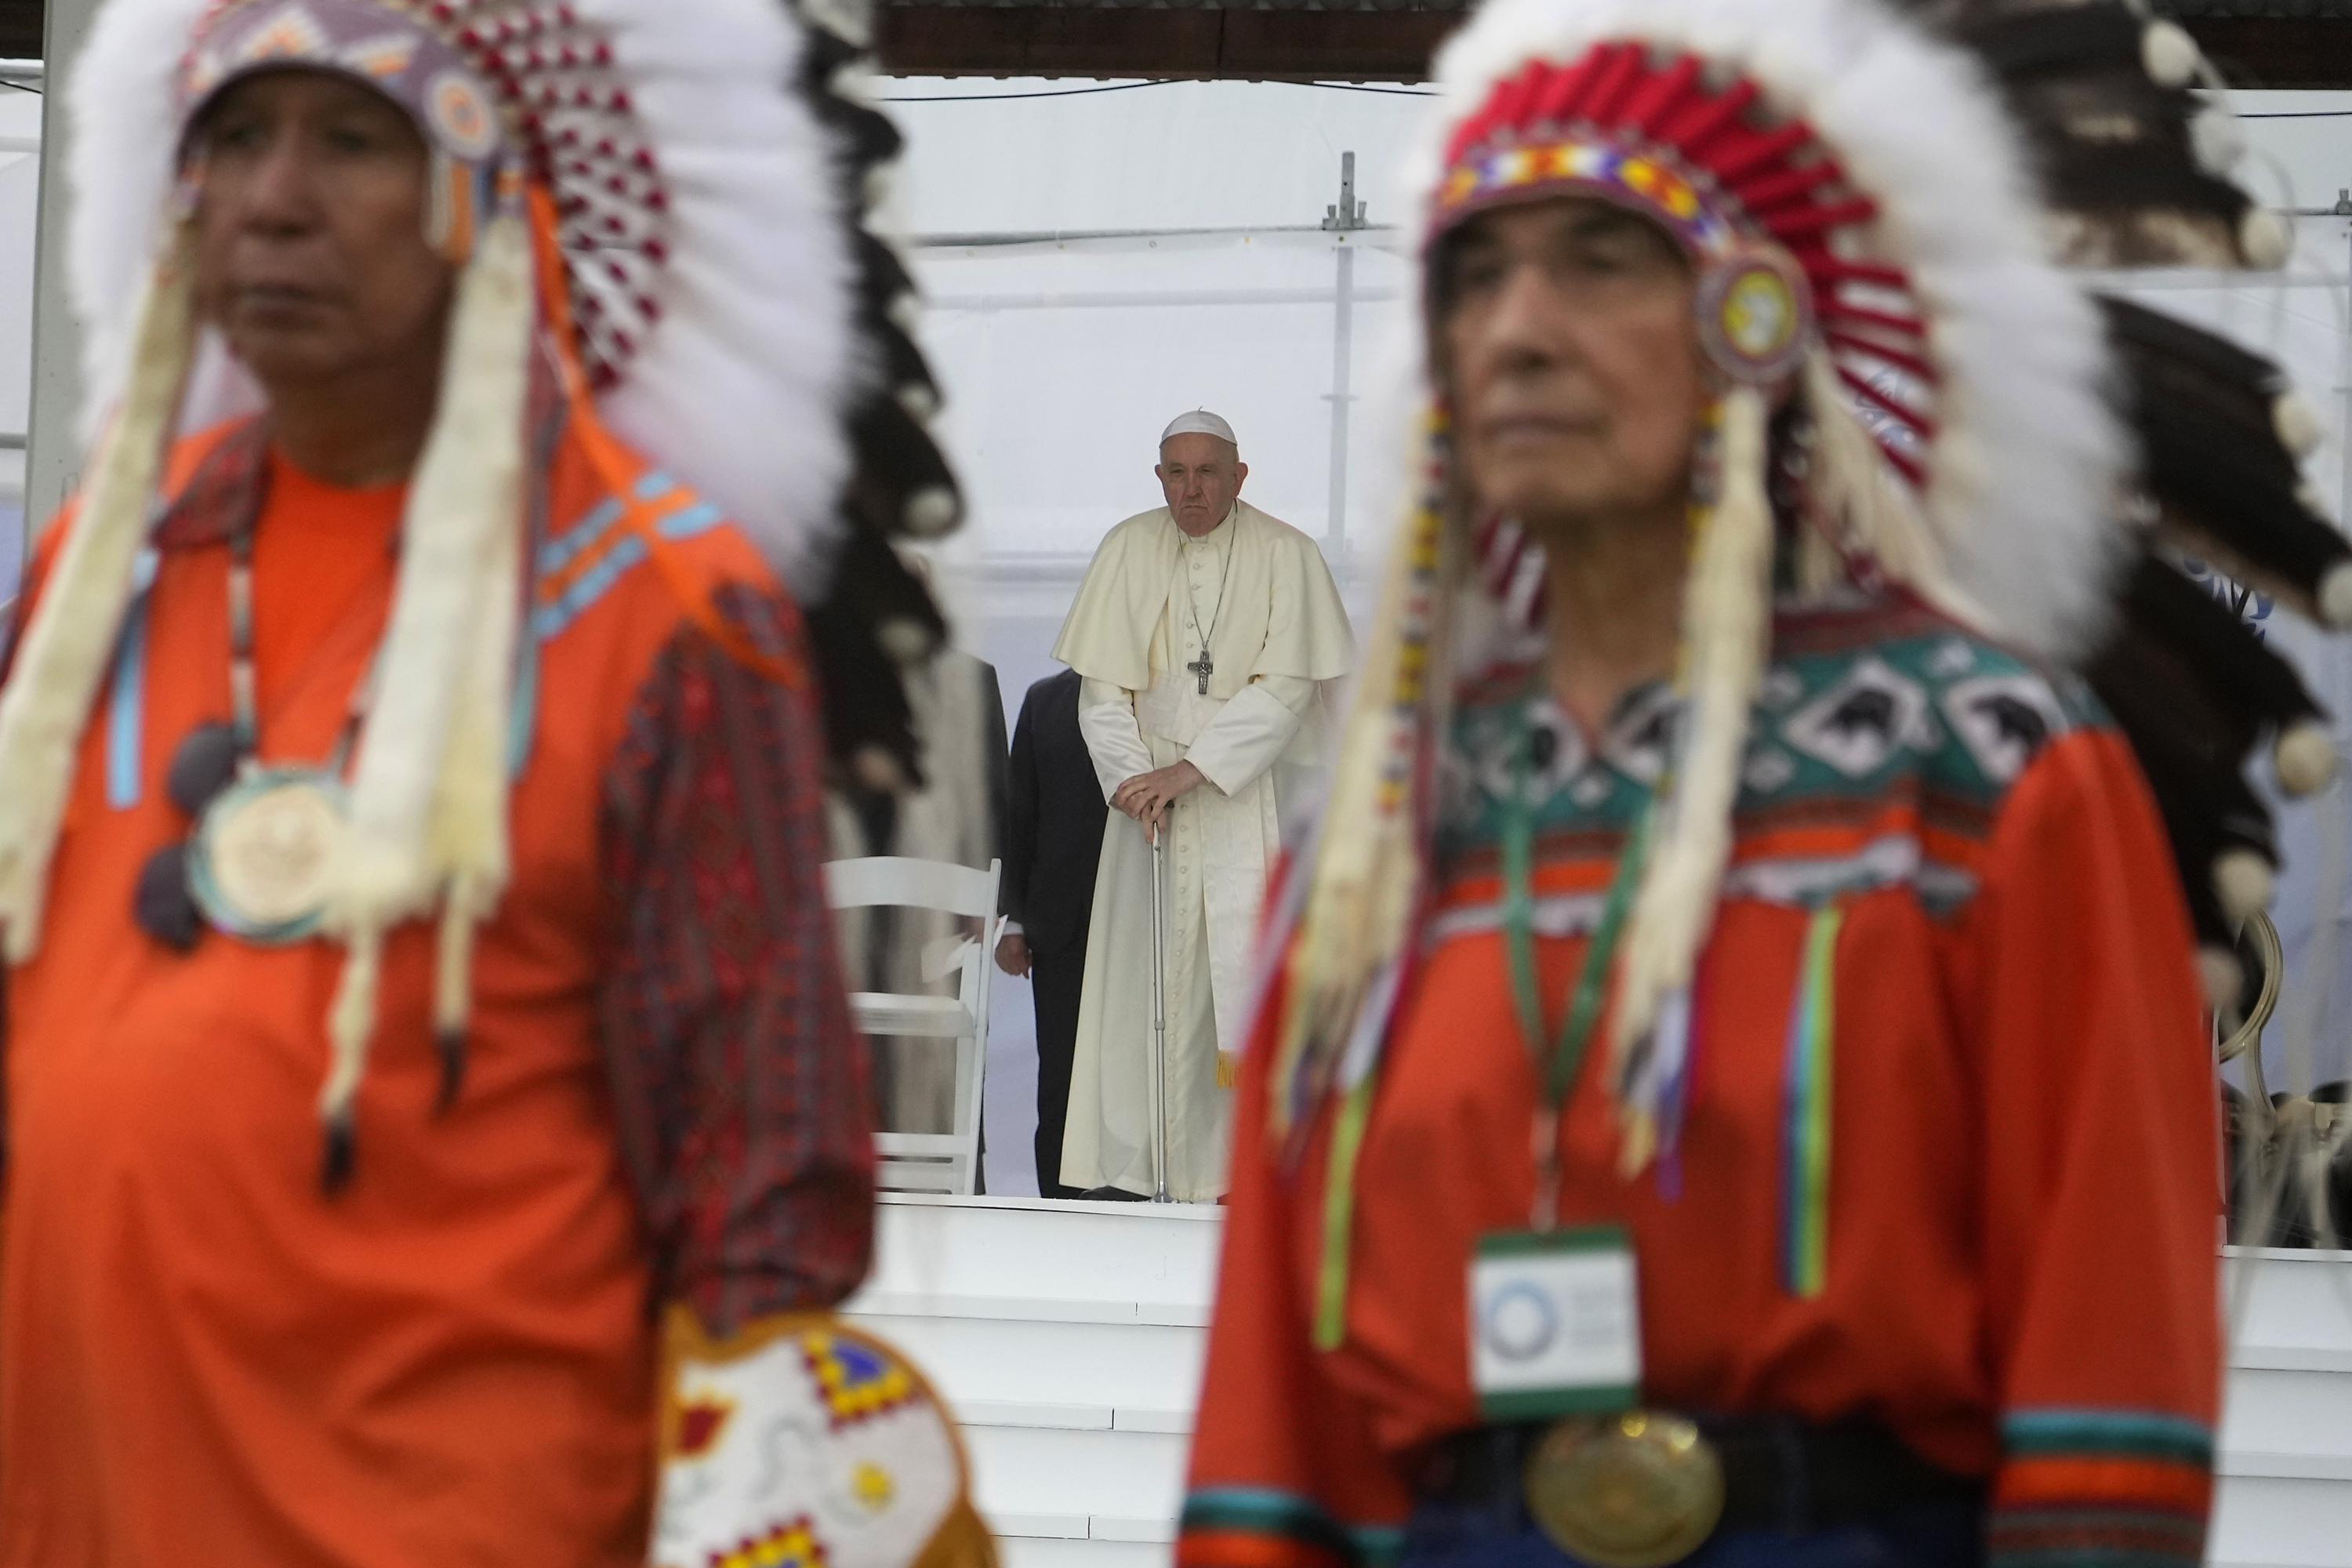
[189,769,349,946]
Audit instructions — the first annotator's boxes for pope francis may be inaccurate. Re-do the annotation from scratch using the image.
[1052,412,1352,1201]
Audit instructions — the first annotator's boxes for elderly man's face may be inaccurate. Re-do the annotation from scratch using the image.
[1156,434,1248,538]
[1439,198,1705,536]
[189,71,456,392]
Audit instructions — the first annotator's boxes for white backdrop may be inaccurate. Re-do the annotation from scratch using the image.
[0,82,39,586]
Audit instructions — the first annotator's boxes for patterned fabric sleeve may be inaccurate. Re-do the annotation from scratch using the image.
[1964,727,2221,1566]
[600,579,876,1337]
[1179,967,1414,1568]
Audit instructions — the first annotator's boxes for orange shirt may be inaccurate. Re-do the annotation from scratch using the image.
[0,423,855,1567]
[1181,600,2221,1568]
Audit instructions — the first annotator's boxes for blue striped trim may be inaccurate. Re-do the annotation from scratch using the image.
[532,470,678,580]
[105,550,161,811]
[532,500,723,641]
[1989,1552,2201,1568]
[2002,1409,2214,1465]
[507,620,539,779]
[536,494,624,579]
[1181,1488,1399,1567]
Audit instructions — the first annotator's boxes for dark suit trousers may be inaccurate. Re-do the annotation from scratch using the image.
[1031,944,1087,1200]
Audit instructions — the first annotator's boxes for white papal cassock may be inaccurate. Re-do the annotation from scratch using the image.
[1053,501,1352,1200]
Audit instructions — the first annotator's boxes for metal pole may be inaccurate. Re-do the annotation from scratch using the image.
[1326,244,1355,557]
[27,0,107,538]
[1149,828,1171,1203]
[1321,152,1368,560]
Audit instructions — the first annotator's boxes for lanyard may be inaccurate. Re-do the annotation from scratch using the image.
[1501,692,1653,1230]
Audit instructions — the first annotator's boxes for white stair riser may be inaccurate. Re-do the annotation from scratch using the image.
[2210,1475,2352,1565]
[966,1425,1189,1521]
[848,1310,1207,1410]
[863,1201,1221,1307]
[2220,1367,2352,1457]
[1003,1540,1170,1568]
[2227,1257,2352,1352]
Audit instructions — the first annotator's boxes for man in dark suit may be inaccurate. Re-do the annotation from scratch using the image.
[996,667,1109,1198]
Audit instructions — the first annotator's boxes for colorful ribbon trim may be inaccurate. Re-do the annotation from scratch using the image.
[104,551,160,811]
[2001,1408,2215,1468]
[1180,1487,1403,1568]
[1434,139,1739,258]
[1312,1075,1377,1352]
[1779,903,1843,1298]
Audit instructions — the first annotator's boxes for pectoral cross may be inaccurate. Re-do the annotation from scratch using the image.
[1187,650,1214,695]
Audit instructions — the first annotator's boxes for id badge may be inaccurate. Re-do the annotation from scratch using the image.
[1468,1226,1642,1422]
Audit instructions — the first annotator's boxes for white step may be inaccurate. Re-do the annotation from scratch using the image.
[854,1200,2352,1568]
[2211,1475,2352,1566]
[848,1309,1207,1413]
[964,1423,1189,1522]
[857,1192,1221,1308]
[1002,1539,1168,1568]
[2220,1366,2352,1461]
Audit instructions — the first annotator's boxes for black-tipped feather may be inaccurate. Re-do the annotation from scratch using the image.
[812,93,906,175]
[803,604,924,789]
[1894,0,2274,269]
[2103,294,2279,390]
[797,25,863,93]
[2085,551,2312,948]
[855,232,917,318]
[2088,664,2252,953]
[2118,553,2324,745]
[2038,147,2252,231]
[1940,1,2142,77]
[774,0,963,790]
[871,322,942,410]
[848,399,963,538]
[2100,296,2352,611]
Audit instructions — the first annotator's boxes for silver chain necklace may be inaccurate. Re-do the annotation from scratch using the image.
[1181,511,1240,696]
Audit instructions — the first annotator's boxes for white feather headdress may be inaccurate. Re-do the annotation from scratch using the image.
[66,0,853,585]
[1273,0,2338,1163]
[0,0,904,1184]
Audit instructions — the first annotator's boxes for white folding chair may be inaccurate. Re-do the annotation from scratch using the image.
[825,855,1004,1196]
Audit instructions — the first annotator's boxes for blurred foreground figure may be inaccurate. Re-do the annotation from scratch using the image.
[0,0,992,1563]
[1181,2,2352,1564]
[1054,411,1352,1201]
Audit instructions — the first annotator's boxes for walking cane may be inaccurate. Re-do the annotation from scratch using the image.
[1149,815,1172,1203]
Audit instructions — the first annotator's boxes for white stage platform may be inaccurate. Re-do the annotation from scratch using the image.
[843,1196,2352,1568]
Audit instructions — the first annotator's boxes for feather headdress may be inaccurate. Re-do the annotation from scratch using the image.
[1277,0,2345,1163]
[0,0,961,1182]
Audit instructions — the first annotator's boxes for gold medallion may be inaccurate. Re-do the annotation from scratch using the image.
[1522,1413,1726,1568]
[190,769,348,945]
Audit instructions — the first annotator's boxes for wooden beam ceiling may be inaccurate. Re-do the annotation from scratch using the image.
[874,5,1458,82]
[0,0,41,63]
[870,8,2352,88]
[4,5,2350,93]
